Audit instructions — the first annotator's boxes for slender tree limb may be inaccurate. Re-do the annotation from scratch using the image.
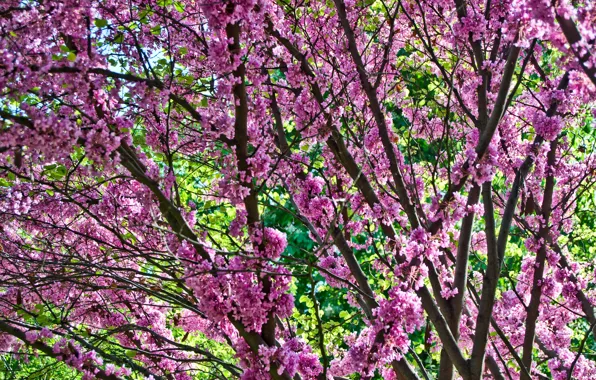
[555,13,596,87]
[332,0,420,229]
[438,184,480,379]
[0,321,120,380]
[520,138,558,380]
[469,181,500,380]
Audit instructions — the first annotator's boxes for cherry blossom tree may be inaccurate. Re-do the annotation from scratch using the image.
[1,0,596,379]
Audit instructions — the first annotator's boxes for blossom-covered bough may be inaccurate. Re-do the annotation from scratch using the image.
[0,0,595,379]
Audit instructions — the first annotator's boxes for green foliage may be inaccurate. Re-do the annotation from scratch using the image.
[0,354,78,380]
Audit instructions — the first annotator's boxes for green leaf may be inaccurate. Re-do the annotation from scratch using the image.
[94,18,108,28]
[122,232,137,244]
[150,25,162,36]
[125,350,137,358]
[139,9,152,23]
[174,1,185,12]
[157,0,173,7]
[36,314,51,326]
[50,165,67,180]
[113,33,124,44]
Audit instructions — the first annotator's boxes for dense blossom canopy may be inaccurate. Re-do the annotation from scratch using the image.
[0,0,596,379]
